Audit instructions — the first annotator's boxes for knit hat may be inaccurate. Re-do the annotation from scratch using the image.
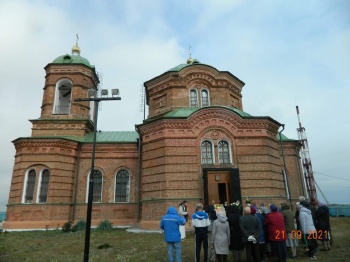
[299,196,306,201]
[318,201,326,207]
[260,207,270,214]
[250,207,257,215]
[270,204,278,212]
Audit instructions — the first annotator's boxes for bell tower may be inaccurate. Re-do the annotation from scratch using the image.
[31,41,99,137]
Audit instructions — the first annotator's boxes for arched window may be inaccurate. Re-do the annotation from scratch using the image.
[218,140,231,164]
[87,170,103,203]
[201,89,210,107]
[53,79,72,114]
[115,170,130,202]
[201,140,214,164]
[189,89,198,107]
[38,169,50,203]
[24,169,36,203]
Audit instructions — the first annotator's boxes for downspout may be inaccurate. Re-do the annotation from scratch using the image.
[279,124,293,211]
[135,125,142,222]
[72,142,82,221]
[295,146,306,198]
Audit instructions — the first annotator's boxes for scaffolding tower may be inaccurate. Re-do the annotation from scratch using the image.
[296,106,318,205]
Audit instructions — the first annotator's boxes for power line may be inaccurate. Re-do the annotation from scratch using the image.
[314,171,350,182]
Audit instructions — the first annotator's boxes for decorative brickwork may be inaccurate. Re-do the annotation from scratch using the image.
[4,55,305,230]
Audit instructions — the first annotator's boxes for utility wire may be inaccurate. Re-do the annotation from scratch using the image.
[314,171,350,182]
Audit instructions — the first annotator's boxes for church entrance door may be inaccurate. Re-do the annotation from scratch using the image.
[207,171,231,204]
[203,168,242,208]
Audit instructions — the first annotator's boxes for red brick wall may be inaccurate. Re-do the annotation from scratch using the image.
[5,138,139,229]
[145,65,244,118]
[4,61,304,230]
[138,106,294,224]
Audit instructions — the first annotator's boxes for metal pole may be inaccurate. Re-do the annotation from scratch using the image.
[74,95,121,262]
[84,99,99,262]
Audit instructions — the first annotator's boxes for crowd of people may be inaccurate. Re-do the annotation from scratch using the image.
[160,196,331,262]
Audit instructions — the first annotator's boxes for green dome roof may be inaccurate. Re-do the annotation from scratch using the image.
[166,59,212,72]
[52,54,94,68]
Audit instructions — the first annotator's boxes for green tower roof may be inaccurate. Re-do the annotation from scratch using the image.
[52,54,94,68]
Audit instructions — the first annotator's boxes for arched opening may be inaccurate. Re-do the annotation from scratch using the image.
[23,169,36,203]
[53,79,73,114]
[115,169,130,202]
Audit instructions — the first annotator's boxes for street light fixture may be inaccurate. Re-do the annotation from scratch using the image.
[74,89,121,262]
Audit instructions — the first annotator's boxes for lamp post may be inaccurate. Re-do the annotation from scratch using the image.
[74,89,121,262]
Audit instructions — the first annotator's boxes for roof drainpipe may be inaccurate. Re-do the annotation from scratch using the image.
[279,124,293,211]
[72,142,82,222]
[135,125,142,222]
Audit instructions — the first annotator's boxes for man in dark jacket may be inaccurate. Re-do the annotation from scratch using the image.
[315,201,331,251]
[207,200,217,222]
[160,206,186,262]
[239,206,261,262]
[192,203,211,262]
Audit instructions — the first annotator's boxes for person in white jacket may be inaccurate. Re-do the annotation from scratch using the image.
[178,200,188,240]
[297,203,318,259]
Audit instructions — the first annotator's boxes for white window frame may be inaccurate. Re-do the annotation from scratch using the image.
[114,169,130,203]
[218,139,233,164]
[85,170,103,203]
[200,88,210,107]
[36,169,51,203]
[189,89,199,107]
[200,139,215,164]
[53,78,73,115]
[22,169,36,204]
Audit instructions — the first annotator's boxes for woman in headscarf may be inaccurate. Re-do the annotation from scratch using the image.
[281,202,298,258]
[264,204,288,262]
[227,205,244,262]
[315,201,331,251]
[212,212,230,262]
[297,202,318,259]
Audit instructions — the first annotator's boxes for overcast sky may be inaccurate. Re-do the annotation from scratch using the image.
[1,0,349,212]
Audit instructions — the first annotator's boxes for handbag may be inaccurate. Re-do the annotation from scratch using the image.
[209,243,216,261]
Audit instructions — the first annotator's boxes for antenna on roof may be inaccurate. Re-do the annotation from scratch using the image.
[296,106,318,206]
[140,84,146,120]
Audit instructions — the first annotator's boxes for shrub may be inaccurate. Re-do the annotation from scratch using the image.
[72,219,86,232]
[97,219,113,231]
[98,243,111,249]
[62,221,72,233]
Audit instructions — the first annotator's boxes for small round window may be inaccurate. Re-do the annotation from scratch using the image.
[63,55,72,63]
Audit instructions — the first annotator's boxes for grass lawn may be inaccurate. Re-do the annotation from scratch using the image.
[0,217,349,261]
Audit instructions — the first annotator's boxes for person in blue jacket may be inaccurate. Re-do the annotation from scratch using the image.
[160,206,186,262]
[192,203,211,262]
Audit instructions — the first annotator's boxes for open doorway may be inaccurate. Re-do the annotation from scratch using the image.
[218,183,228,204]
[203,168,241,208]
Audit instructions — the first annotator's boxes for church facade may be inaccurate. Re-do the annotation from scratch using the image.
[4,44,306,230]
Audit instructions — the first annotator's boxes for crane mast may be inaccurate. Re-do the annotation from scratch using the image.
[296,106,318,205]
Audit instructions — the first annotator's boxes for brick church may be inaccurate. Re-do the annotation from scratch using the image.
[4,43,306,230]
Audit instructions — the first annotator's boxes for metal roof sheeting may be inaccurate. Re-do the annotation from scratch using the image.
[83,131,138,143]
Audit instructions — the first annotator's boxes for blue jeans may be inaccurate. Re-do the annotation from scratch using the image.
[167,242,182,262]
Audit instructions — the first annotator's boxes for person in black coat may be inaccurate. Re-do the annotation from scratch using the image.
[315,201,331,251]
[227,205,244,262]
[239,206,261,262]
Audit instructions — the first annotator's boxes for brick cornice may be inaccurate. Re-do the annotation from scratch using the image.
[44,64,99,85]
[13,139,79,151]
[140,108,280,141]
[147,67,243,97]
